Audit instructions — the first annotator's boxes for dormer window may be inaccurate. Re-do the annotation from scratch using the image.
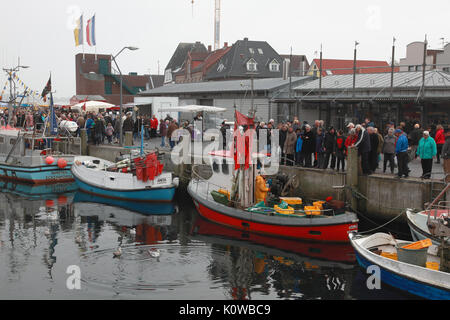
[217,63,225,72]
[269,59,280,72]
[247,58,257,72]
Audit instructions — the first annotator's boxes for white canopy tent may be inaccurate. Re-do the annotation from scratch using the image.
[71,101,115,113]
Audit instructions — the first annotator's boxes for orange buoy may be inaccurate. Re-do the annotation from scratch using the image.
[57,158,67,169]
[45,156,55,165]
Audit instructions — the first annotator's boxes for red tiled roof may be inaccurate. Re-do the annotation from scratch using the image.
[192,46,232,73]
[311,59,398,76]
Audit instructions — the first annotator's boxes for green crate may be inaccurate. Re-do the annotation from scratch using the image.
[211,191,229,206]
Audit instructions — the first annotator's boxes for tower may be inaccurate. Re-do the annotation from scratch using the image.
[214,0,221,51]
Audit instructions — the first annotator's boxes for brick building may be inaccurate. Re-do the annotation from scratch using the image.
[75,53,164,105]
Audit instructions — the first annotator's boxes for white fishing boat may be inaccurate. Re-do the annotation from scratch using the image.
[71,154,179,203]
[406,184,450,245]
[349,232,450,300]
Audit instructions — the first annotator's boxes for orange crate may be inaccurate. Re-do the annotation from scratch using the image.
[304,206,321,215]
[380,252,398,260]
[426,261,440,270]
[402,239,432,250]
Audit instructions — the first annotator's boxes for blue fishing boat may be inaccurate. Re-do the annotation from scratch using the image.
[71,155,178,202]
[349,232,450,300]
[0,128,74,184]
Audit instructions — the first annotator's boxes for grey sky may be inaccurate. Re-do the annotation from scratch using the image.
[1,0,449,103]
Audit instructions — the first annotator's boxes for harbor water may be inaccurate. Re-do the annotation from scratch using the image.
[0,182,420,300]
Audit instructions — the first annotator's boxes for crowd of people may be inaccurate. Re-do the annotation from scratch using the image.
[252,117,450,180]
[2,107,450,179]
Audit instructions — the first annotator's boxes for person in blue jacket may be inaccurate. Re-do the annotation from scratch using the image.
[395,129,410,178]
[295,128,303,166]
[416,130,437,179]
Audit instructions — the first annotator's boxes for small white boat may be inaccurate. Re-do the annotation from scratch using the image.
[349,232,450,300]
[71,155,178,202]
[406,183,450,246]
[406,208,450,245]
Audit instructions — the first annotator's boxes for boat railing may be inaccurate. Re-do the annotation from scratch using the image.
[191,168,337,217]
[426,201,450,220]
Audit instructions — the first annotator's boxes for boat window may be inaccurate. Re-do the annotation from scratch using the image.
[308,230,322,235]
[212,160,219,173]
[0,137,3,143]
[222,161,229,175]
[10,139,16,145]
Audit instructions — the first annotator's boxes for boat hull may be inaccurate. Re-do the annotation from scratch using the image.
[349,233,450,300]
[188,182,358,243]
[0,163,73,184]
[74,176,176,202]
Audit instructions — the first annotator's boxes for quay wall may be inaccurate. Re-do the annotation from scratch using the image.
[278,165,441,222]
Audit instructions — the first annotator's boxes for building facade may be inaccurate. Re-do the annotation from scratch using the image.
[289,70,450,131]
[399,41,443,72]
[75,53,163,106]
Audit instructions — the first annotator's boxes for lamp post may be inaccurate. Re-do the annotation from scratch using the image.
[3,57,29,126]
[111,46,139,146]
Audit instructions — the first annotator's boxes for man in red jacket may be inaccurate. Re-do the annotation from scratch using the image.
[150,115,159,138]
[435,124,445,164]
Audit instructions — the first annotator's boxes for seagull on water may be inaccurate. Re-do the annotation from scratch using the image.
[113,247,122,258]
[148,248,160,258]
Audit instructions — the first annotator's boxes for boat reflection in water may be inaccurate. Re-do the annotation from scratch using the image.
[190,215,356,300]
[73,191,177,245]
[0,178,78,200]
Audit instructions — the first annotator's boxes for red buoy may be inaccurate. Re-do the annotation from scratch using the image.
[57,158,68,169]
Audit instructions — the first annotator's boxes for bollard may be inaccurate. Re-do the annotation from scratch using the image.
[125,131,133,146]
[346,146,359,211]
[80,129,88,155]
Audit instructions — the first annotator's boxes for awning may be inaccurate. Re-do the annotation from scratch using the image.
[157,105,226,114]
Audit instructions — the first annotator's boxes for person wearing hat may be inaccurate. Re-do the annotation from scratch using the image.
[416,130,437,179]
[395,129,409,178]
[354,125,371,175]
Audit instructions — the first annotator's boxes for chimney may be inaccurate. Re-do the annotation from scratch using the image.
[208,45,212,52]
[224,42,228,48]
[244,37,248,42]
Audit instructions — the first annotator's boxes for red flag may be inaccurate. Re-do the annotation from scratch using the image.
[234,110,254,127]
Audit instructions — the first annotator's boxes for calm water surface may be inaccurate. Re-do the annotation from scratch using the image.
[0,182,418,300]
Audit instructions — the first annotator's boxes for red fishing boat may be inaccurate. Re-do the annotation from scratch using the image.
[187,111,358,243]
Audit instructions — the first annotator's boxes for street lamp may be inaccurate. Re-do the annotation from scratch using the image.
[111,46,139,146]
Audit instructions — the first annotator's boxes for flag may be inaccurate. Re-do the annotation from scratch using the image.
[41,76,51,99]
[86,15,96,46]
[49,92,58,135]
[74,15,83,46]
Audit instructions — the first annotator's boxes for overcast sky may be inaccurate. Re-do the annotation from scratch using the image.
[2,0,449,103]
